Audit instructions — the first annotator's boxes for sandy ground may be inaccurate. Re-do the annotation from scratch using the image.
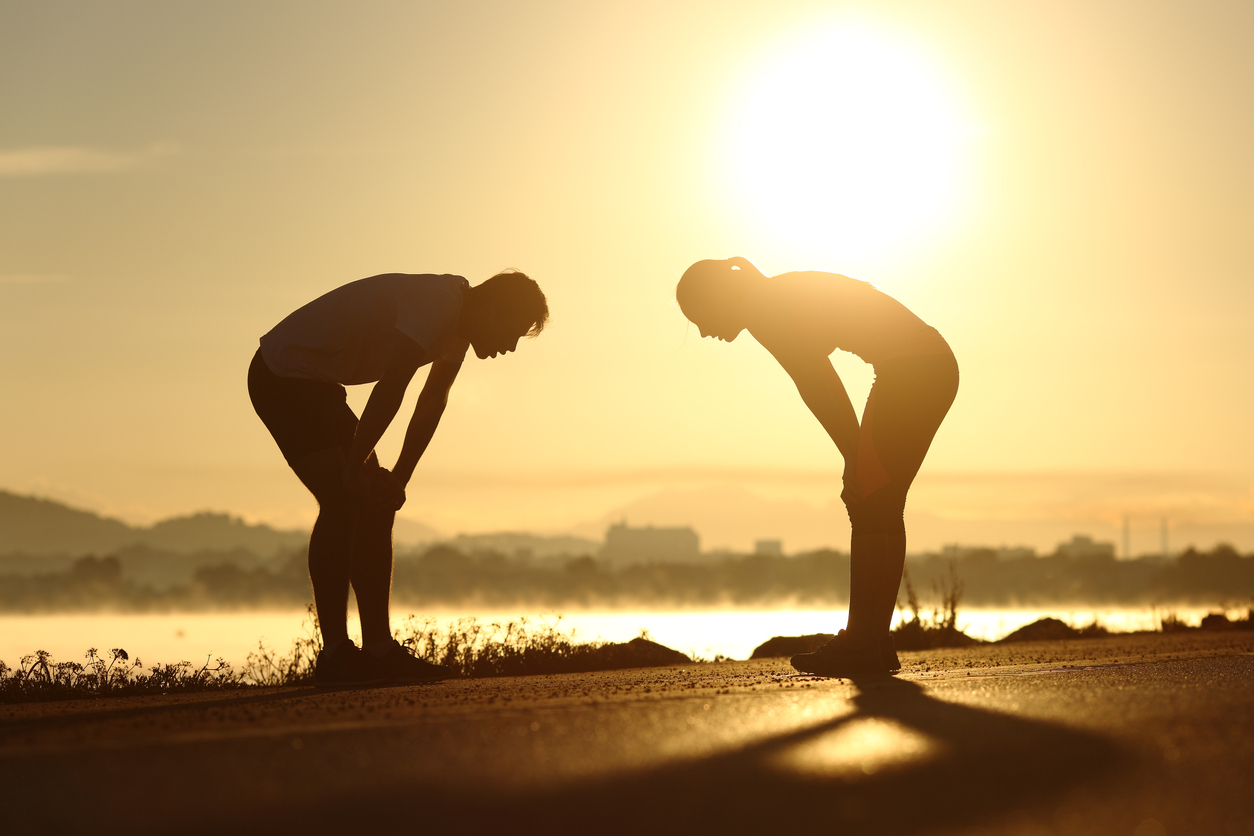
[2,631,1252,835]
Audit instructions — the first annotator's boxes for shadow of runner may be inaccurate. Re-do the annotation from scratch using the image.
[322,676,1129,835]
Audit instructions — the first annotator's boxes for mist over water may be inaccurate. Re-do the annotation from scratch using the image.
[0,606,1224,672]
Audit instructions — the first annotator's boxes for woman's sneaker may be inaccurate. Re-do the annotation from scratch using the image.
[314,641,388,688]
[367,640,456,684]
[790,630,893,678]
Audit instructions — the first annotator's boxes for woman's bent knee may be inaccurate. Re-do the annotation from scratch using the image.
[845,488,907,536]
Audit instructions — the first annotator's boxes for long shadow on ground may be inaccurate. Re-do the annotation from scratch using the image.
[296,676,1129,835]
[2,675,1131,835]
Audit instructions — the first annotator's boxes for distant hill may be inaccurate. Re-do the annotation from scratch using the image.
[0,491,307,557]
[142,512,308,555]
[0,491,137,555]
[393,516,442,547]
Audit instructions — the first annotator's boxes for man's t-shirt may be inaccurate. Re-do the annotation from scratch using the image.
[259,273,469,384]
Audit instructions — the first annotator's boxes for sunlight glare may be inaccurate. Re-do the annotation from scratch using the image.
[726,21,973,263]
[767,717,945,778]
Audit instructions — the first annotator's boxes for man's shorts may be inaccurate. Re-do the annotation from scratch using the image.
[248,349,358,466]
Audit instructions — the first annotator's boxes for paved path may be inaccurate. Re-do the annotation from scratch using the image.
[3,632,1252,835]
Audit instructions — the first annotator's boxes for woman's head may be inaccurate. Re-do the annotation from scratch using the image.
[676,257,761,341]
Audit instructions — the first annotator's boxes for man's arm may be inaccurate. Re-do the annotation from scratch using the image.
[392,355,462,485]
[344,333,427,489]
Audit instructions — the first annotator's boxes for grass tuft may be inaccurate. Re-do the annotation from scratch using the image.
[0,646,243,704]
[892,563,980,650]
[241,605,323,686]
[2,607,696,704]
[394,614,619,677]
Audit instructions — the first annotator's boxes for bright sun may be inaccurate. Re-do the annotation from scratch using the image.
[726,22,973,263]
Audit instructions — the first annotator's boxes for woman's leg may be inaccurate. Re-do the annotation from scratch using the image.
[845,353,959,644]
[846,528,908,643]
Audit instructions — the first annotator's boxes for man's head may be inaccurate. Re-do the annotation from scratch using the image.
[462,270,549,359]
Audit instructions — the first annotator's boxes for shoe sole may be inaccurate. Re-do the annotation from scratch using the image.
[385,668,456,685]
[791,666,896,678]
[790,653,893,678]
[313,676,390,689]
[371,674,455,686]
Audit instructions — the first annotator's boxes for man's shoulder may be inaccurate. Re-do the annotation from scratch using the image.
[392,273,467,301]
[393,274,468,355]
[391,272,467,284]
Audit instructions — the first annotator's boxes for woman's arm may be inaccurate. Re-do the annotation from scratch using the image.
[767,346,861,462]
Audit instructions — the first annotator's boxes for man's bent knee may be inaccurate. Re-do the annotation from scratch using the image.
[292,447,356,507]
[354,504,396,532]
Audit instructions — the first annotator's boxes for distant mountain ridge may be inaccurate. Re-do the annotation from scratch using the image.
[0,490,308,557]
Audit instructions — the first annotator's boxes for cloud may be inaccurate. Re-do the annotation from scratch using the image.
[0,143,177,177]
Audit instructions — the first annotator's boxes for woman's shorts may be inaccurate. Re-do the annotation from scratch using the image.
[247,349,358,466]
[846,350,960,533]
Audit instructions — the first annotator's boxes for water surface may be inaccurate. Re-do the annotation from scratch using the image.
[0,606,1221,672]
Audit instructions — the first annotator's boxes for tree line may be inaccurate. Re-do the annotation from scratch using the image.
[1,541,1252,612]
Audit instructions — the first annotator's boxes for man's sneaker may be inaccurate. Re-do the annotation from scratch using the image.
[881,634,902,672]
[790,630,893,678]
[367,640,456,684]
[313,641,388,688]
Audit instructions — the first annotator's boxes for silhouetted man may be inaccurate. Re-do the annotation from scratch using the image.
[248,270,548,686]
[677,257,957,677]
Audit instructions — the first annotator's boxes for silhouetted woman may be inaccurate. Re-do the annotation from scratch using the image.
[677,258,958,676]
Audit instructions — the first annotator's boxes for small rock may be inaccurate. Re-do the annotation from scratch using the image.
[998,617,1079,643]
[750,633,836,659]
[1200,613,1232,631]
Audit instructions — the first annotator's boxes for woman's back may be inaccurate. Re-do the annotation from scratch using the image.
[749,271,946,366]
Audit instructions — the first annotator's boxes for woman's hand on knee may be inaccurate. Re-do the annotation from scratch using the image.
[841,458,863,508]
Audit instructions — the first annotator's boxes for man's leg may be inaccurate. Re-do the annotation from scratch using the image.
[351,455,396,648]
[292,447,358,647]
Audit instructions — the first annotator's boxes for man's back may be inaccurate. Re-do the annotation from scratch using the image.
[259,273,468,384]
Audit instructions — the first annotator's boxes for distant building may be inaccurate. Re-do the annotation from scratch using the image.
[1056,535,1116,561]
[939,544,1036,562]
[754,539,784,557]
[601,523,700,565]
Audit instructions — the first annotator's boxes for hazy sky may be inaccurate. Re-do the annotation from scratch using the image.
[3,1,1253,552]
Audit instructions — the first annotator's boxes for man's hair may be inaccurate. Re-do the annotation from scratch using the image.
[480,270,549,336]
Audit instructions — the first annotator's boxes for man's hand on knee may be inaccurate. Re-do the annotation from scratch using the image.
[367,467,406,511]
[344,462,406,511]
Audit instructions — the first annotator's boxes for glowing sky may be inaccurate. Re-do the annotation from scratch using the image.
[3,1,1253,552]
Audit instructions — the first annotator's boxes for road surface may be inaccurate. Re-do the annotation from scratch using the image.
[2,631,1251,835]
